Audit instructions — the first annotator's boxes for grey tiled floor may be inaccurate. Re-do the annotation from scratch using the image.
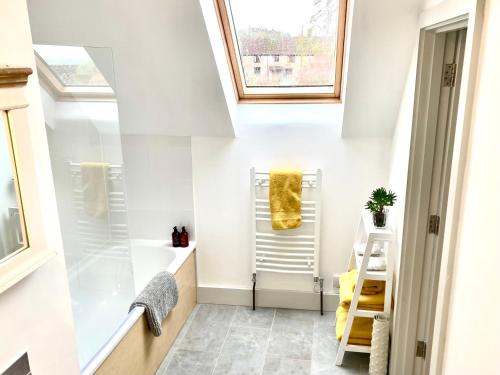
[156,304,369,375]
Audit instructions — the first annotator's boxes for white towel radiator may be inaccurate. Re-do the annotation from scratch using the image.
[68,161,130,258]
[250,167,324,314]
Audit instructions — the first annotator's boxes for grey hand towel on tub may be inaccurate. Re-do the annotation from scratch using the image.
[129,271,178,337]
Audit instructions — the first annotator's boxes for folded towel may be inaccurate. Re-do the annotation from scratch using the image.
[365,256,387,271]
[129,271,178,337]
[355,242,383,257]
[336,305,373,345]
[339,270,385,310]
[81,162,109,218]
[343,269,385,295]
[358,279,384,295]
[269,169,303,230]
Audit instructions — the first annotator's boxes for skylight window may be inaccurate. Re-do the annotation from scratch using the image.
[216,0,347,101]
[34,45,109,87]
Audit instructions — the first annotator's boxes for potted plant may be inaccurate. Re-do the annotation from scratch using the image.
[365,187,397,228]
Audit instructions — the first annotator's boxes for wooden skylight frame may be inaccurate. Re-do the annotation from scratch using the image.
[214,0,348,103]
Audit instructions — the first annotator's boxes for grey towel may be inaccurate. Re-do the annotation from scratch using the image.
[129,271,178,337]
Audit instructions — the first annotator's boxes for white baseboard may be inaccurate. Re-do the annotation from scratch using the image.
[197,286,339,312]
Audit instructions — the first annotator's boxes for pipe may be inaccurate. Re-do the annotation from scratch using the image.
[320,278,324,316]
[252,273,256,310]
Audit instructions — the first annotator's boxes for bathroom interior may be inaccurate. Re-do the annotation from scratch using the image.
[1,0,499,375]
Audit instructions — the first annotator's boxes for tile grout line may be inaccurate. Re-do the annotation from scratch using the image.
[159,304,200,374]
[209,305,238,375]
[259,308,277,375]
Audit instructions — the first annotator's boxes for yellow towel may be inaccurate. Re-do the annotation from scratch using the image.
[269,169,303,230]
[339,270,385,310]
[81,162,109,218]
[336,270,386,345]
[359,279,385,295]
[336,305,373,346]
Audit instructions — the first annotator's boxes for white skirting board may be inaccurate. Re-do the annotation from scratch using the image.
[197,286,339,311]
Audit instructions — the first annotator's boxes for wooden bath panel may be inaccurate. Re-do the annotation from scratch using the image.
[94,251,197,375]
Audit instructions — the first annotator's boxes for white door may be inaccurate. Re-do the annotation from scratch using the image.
[414,28,467,375]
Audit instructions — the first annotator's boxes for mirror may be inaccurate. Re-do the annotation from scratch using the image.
[0,111,27,262]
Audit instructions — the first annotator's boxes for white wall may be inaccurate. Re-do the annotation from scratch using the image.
[387,0,500,373]
[387,0,476,297]
[388,46,418,292]
[122,135,195,240]
[42,86,124,268]
[42,89,195,244]
[26,0,234,137]
[0,0,79,374]
[192,120,391,294]
[441,1,500,373]
[342,0,422,137]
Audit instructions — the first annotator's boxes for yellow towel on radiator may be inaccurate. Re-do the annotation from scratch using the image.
[339,270,385,310]
[81,162,109,218]
[269,169,303,230]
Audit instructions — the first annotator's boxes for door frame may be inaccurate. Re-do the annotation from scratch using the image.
[390,2,484,375]
[413,28,467,375]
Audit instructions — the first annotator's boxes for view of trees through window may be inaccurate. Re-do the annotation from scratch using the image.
[229,0,339,88]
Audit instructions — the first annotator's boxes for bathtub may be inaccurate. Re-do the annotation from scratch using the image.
[81,240,197,375]
[130,239,195,294]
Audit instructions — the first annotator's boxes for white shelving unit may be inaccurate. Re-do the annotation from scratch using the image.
[335,211,394,365]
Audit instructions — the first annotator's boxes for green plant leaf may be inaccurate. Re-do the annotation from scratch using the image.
[365,187,397,213]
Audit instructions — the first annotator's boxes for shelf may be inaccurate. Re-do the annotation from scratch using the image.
[361,211,393,237]
[354,252,389,280]
[353,309,384,318]
[336,210,394,366]
[345,344,371,354]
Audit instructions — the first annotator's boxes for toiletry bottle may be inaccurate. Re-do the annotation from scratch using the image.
[180,226,189,248]
[172,226,181,247]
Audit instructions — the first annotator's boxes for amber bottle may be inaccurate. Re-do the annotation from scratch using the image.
[180,226,189,248]
[172,226,181,247]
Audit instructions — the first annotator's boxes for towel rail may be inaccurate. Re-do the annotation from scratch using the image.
[256,251,314,257]
[255,210,316,217]
[251,167,323,314]
[256,267,314,275]
[256,232,315,239]
[257,244,315,251]
[257,238,314,246]
[255,198,316,205]
[257,255,312,268]
[69,161,130,258]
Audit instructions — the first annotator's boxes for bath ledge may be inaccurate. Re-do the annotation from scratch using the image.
[81,306,145,375]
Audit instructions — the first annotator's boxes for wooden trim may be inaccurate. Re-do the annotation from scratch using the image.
[0,111,29,262]
[334,0,348,98]
[213,0,348,103]
[94,251,197,375]
[239,97,342,104]
[0,67,32,88]
[213,0,241,102]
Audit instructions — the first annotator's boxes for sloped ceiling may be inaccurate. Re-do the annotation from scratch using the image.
[27,0,234,137]
[342,0,422,137]
[28,0,423,138]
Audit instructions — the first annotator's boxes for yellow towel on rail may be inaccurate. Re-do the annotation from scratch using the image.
[336,305,373,346]
[81,162,109,218]
[339,270,385,310]
[269,169,303,230]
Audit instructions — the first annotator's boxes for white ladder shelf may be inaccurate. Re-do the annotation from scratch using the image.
[335,211,394,365]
